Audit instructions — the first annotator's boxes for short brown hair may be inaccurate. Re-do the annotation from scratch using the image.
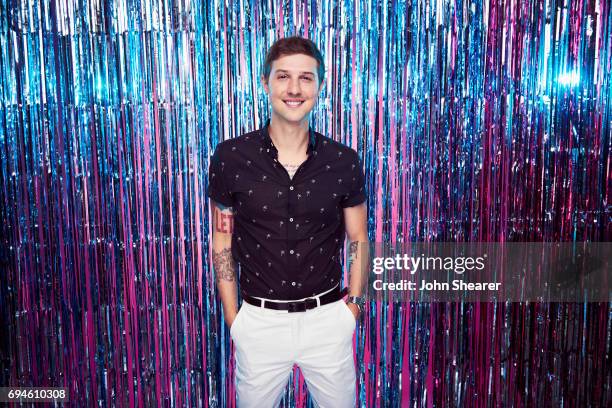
[262,36,325,84]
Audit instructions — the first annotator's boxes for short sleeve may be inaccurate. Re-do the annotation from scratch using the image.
[207,145,234,207]
[340,151,367,208]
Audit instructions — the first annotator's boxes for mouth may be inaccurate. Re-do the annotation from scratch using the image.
[283,99,305,108]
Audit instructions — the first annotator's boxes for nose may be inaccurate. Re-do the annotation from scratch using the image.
[287,77,301,95]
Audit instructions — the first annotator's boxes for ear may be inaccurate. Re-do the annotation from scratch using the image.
[261,75,270,94]
[318,79,326,94]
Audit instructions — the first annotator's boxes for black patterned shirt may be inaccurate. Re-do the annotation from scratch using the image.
[207,121,366,300]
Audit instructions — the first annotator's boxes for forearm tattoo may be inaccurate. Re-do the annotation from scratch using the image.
[212,247,236,282]
[347,241,359,270]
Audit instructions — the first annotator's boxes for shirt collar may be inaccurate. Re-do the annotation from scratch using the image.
[259,118,318,155]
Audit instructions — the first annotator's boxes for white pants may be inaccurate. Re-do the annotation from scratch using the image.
[230,298,357,408]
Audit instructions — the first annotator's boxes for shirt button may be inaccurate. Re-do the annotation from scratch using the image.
[289,186,294,190]
[291,281,296,286]
[289,217,294,222]
[289,249,294,254]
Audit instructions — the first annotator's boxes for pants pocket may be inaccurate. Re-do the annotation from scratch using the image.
[230,304,245,340]
[339,301,356,333]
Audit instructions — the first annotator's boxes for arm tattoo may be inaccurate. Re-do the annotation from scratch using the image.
[212,248,236,282]
[347,241,359,270]
[213,204,234,233]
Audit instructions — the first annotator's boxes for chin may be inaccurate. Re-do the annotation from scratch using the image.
[274,106,312,124]
[280,113,309,124]
[275,110,308,123]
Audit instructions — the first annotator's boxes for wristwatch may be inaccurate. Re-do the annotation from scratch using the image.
[346,296,366,314]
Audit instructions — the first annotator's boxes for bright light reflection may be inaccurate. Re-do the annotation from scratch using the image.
[557,71,580,86]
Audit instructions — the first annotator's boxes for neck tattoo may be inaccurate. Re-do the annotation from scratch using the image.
[282,163,300,179]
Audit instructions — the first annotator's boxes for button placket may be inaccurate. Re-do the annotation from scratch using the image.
[288,180,299,292]
[287,183,294,242]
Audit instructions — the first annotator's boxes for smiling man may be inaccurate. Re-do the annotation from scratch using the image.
[208,36,368,407]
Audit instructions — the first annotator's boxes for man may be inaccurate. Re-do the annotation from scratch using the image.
[207,36,368,407]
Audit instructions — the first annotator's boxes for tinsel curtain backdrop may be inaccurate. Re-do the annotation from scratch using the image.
[1,0,610,406]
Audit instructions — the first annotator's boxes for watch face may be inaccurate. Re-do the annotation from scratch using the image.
[349,296,365,307]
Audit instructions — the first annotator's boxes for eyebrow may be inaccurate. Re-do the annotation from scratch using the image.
[275,70,315,76]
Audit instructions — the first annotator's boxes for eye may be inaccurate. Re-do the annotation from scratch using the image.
[301,76,313,81]
[278,74,288,79]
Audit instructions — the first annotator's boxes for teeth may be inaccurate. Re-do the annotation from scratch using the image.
[285,101,303,107]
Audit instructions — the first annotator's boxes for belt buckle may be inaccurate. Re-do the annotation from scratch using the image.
[304,298,317,309]
[287,301,306,313]
[287,298,317,313]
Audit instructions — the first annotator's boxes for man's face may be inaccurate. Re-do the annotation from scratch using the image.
[262,53,324,125]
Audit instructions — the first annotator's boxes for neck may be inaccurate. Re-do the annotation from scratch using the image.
[268,114,310,155]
